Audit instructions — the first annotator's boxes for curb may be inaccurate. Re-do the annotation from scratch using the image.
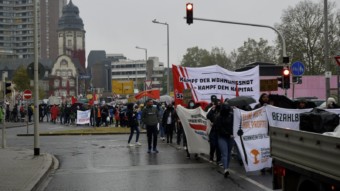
[32,154,60,191]
[15,151,57,191]
[17,131,147,136]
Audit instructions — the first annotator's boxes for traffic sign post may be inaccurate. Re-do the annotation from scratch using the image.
[23,89,32,100]
[291,61,305,100]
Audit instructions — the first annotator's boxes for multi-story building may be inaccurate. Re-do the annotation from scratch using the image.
[110,55,165,93]
[0,0,67,59]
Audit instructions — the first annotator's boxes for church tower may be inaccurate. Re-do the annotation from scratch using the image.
[58,0,86,69]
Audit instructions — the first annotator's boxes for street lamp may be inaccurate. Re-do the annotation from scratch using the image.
[135,46,148,97]
[152,19,170,95]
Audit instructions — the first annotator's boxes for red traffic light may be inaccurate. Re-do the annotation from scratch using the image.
[186,3,193,10]
[283,68,290,76]
[186,3,193,25]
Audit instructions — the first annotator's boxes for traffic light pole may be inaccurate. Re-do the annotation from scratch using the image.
[184,17,288,64]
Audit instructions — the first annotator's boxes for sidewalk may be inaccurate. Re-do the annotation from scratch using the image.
[0,147,56,191]
[0,122,57,191]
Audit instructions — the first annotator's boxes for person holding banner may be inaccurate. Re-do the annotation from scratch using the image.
[207,98,222,166]
[142,99,161,153]
[253,93,270,109]
[185,100,199,159]
[215,103,234,178]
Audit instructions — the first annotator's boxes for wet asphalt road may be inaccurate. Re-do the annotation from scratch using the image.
[5,123,273,191]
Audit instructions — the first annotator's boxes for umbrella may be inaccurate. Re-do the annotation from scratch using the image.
[159,95,174,104]
[268,94,295,109]
[227,96,256,107]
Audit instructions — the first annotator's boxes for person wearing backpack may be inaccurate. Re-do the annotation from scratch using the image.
[142,99,161,153]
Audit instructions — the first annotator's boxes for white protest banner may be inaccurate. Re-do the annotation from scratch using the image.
[76,109,91,125]
[233,107,272,172]
[265,105,312,130]
[176,105,211,155]
[172,65,259,106]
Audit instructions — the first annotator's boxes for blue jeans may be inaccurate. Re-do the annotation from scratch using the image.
[218,136,233,170]
[159,123,165,138]
[128,125,140,143]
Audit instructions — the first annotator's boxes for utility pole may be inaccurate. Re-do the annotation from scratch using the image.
[33,0,40,156]
[2,71,7,148]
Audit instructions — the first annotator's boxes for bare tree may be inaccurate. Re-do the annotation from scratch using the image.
[275,0,340,75]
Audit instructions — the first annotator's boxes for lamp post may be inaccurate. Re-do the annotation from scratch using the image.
[324,0,330,100]
[135,46,148,96]
[152,19,170,95]
[33,0,40,156]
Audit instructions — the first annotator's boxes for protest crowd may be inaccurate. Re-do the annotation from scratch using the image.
[1,92,338,179]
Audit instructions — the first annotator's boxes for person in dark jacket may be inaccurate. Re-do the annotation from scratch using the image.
[215,103,234,178]
[101,105,109,127]
[142,99,161,153]
[253,93,270,109]
[207,99,222,166]
[162,103,176,144]
[127,103,141,147]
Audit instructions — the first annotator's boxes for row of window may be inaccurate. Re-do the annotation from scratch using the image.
[55,70,73,77]
[113,64,145,68]
[112,71,146,76]
[54,90,75,97]
[54,79,75,88]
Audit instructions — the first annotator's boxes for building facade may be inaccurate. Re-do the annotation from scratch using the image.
[110,56,164,94]
[48,55,82,97]
[0,0,66,59]
[57,0,86,69]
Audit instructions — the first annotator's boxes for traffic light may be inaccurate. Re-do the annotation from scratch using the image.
[277,76,284,89]
[283,68,290,89]
[5,82,11,94]
[186,3,193,25]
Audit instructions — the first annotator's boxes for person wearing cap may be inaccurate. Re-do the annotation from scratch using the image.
[142,99,161,153]
[204,95,218,112]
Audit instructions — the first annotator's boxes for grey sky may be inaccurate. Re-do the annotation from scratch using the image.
[73,0,338,67]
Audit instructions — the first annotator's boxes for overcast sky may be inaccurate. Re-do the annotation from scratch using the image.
[73,0,338,67]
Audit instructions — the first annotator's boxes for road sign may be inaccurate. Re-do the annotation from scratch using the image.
[23,89,32,100]
[335,56,340,66]
[145,80,152,89]
[291,61,305,76]
[16,94,22,101]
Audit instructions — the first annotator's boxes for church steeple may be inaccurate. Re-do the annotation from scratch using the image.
[57,0,86,69]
